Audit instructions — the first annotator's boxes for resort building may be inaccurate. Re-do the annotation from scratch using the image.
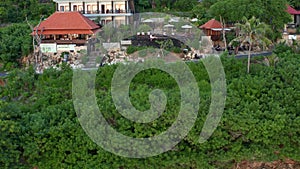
[286,5,300,28]
[284,5,300,40]
[32,11,101,53]
[52,0,133,26]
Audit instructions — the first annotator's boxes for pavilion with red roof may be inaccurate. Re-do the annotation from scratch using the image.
[200,19,230,41]
[32,11,100,46]
[286,5,300,27]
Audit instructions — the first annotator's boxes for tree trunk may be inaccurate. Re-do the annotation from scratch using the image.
[129,0,135,13]
[151,0,156,9]
[220,16,227,51]
[26,16,44,71]
[247,44,252,73]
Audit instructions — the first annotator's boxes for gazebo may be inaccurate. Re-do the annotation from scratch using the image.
[200,19,223,41]
[286,5,300,28]
[32,11,100,46]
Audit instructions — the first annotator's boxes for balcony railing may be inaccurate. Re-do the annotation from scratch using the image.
[79,9,131,14]
[42,39,87,44]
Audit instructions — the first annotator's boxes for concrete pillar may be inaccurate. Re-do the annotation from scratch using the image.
[83,2,85,14]
[284,24,287,33]
[112,16,115,27]
[126,1,129,13]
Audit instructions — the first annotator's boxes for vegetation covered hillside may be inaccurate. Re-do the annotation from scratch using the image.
[0,0,54,23]
[1,51,300,168]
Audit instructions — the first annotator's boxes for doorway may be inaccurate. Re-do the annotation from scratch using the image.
[101,5,105,14]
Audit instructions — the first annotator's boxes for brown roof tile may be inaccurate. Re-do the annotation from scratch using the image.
[33,11,100,35]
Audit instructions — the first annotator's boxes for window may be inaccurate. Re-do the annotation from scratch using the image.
[60,6,64,11]
[65,6,69,11]
[78,5,83,12]
[87,5,91,11]
[73,5,77,11]
[92,5,97,13]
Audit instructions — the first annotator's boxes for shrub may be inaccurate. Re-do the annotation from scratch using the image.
[171,47,182,53]
[126,45,138,54]
[273,42,293,54]
[2,54,300,168]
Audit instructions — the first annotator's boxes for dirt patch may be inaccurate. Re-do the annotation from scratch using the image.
[234,159,300,169]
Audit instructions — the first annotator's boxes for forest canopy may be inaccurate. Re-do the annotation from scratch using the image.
[0,0,54,23]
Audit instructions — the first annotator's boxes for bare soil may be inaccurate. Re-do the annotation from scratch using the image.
[234,159,300,169]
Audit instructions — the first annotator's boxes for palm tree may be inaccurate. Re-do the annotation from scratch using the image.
[230,16,272,73]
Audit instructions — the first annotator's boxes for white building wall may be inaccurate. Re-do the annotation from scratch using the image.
[54,0,131,26]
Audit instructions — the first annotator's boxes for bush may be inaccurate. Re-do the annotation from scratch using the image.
[273,42,293,54]
[126,46,148,54]
[126,45,138,54]
[0,23,33,66]
[171,47,182,53]
[2,54,300,168]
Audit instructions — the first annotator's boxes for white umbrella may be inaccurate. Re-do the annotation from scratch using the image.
[190,18,198,22]
[164,24,174,28]
[163,24,175,35]
[181,25,193,34]
[169,18,179,23]
[142,19,154,23]
[181,25,193,29]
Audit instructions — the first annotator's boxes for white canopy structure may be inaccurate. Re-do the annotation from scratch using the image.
[142,19,154,23]
[181,25,193,29]
[164,24,174,28]
[169,18,179,23]
[190,18,198,22]
[211,28,231,31]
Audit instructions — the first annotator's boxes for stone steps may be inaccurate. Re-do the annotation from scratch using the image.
[83,51,103,68]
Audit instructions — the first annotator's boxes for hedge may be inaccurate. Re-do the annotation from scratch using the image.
[1,52,300,168]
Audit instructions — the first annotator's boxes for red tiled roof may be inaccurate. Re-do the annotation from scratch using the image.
[286,5,300,15]
[31,30,95,35]
[200,19,222,29]
[32,11,100,35]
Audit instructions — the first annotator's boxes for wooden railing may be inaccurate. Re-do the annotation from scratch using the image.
[42,39,87,44]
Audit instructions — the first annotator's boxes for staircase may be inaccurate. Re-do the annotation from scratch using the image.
[83,51,101,69]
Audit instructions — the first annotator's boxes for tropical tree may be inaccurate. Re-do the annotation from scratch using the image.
[230,16,272,73]
[209,0,291,41]
[289,0,300,9]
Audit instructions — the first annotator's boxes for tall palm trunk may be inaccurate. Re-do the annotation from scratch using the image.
[129,0,135,13]
[220,16,227,51]
[151,0,156,9]
[247,44,252,73]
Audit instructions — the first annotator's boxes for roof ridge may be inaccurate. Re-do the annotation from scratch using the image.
[77,12,95,29]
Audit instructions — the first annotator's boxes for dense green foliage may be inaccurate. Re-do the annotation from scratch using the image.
[230,16,271,73]
[134,0,198,12]
[208,0,291,39]
[0,0,54,23]
[1,52,300,168]
[0,23,33,70]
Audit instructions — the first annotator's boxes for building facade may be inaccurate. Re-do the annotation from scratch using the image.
[53,0,133,26]
[32,11,101,53]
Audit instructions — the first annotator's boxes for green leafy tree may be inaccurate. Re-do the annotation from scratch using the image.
[209,0,291,39]
[0,0,54,23]
[0,23,33,68]
[230,16,272,73]
[289,0,300,8]
[173,0,198,12]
